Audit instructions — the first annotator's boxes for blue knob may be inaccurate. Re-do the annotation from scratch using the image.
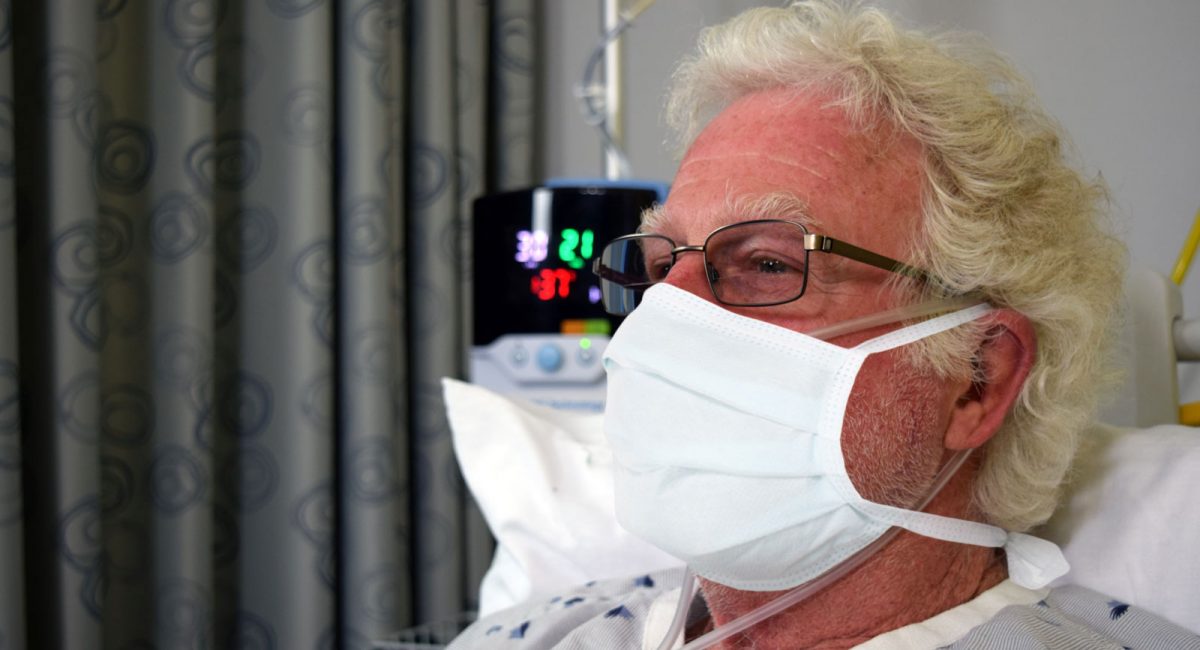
[536,344,564,372]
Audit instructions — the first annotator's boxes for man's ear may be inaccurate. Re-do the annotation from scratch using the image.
[944,310,1036,450]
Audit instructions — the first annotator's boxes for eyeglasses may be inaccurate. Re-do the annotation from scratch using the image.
[592,219,929,316]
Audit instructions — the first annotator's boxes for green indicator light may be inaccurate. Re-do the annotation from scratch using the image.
[583,319,612,335]
[579,338,592,350]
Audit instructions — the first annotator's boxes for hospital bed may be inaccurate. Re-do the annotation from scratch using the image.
[1036,267,1200,633]
[1099,267,1200,427]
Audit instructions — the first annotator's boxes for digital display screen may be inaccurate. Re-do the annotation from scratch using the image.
[472,185,658,345]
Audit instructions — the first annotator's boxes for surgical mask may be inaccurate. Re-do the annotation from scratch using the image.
[602,284,1068,593]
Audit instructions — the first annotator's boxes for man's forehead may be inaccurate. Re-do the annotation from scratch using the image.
[655,88,925,243]
[675,151,834,185]
[688,91,859,151]
[680,89,920,173]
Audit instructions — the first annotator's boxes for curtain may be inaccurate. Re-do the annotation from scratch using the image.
[0,0,537,648]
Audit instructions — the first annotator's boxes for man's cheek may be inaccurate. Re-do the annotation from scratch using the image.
[841,362,945,507]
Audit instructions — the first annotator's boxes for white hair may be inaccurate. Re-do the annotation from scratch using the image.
[665,0,1125,531]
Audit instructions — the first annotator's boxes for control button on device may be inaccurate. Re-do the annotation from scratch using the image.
[510,345,529,366]
[576,337,598,366]
[536,344,565,372]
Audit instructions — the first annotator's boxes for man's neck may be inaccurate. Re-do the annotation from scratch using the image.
[699,535,1005,648]
[695,471,1006,648]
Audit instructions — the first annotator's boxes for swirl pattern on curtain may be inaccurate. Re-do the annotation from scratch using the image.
[0,0,537,648]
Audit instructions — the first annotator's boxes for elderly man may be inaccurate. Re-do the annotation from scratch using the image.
[449,2,1198,648]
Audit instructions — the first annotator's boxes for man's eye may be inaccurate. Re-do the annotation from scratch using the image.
[646,260,672,281]
[747,254,804,275]
[756,258,791,274]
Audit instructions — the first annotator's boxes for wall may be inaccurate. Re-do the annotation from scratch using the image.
[540,0,1200,401]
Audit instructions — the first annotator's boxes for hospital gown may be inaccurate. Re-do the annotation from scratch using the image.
[446,568,1200,649]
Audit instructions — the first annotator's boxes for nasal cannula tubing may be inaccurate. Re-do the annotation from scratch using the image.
[655,449,974,650]
[806,296,981,342]
[655,566,696,649]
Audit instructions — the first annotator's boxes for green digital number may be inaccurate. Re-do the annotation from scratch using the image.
[580,229,594,260]
[558,228,595,270]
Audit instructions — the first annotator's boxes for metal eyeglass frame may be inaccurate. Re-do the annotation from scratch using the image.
[592,218,931,310]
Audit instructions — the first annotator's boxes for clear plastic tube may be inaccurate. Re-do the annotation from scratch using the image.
[807,297,981,342]
[652,567,697,650]
[655,449,973,650]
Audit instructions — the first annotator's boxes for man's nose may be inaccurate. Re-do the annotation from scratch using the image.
[663,250,719,305]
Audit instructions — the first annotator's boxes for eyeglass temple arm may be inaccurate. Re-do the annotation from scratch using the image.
[806,234,930,282]
[593,258,656,289]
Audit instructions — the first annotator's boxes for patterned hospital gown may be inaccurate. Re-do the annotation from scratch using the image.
[446,568,1200,649]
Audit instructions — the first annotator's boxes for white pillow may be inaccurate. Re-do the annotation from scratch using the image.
[444,379,683,616]
[447,377,1200,630]
[1039,423,1200,633]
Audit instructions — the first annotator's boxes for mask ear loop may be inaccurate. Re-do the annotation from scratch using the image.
[654,449,974,650]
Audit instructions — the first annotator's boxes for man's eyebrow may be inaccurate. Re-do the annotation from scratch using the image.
[727,192,821,229]
[638,204,669,234]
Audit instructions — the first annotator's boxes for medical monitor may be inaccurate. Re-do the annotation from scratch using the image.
[470,182,663,411]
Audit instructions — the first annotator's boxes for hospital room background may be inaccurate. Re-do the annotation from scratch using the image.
[0,1,1197,649]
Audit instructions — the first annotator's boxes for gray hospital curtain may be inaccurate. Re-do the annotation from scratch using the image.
[0,0,537,648]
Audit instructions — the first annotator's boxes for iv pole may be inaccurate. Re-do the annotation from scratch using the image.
[602,0,625,181]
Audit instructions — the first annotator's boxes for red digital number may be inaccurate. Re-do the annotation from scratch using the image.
[530,269,577,301]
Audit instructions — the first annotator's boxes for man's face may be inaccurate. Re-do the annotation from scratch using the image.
[655,87,962,514]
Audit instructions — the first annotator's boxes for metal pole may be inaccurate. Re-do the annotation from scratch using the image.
[603,0,624,180]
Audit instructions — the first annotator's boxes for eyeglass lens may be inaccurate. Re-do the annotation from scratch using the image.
[595,221,811,315]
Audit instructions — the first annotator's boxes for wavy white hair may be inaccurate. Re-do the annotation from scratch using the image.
[664,1,1125,531]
